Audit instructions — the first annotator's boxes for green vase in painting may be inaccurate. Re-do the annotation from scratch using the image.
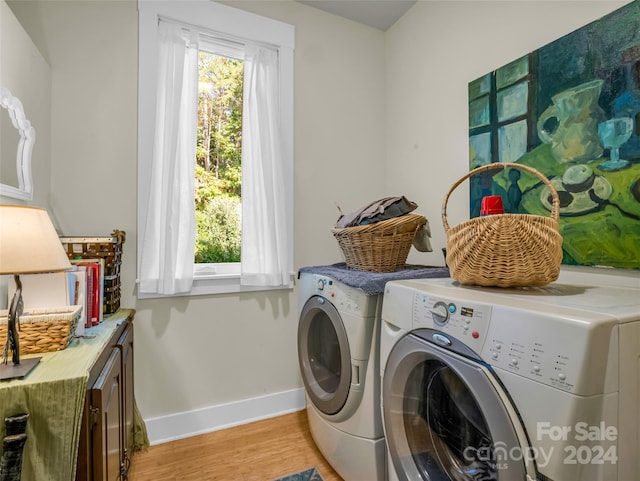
[537,79,606,163]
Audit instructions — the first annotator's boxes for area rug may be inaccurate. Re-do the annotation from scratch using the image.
[271,467,324,481]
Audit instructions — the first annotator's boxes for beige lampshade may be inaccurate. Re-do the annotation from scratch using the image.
[0,205,71,274]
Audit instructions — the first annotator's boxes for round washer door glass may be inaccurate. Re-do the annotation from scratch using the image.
[298,295,351,415]
[383,332,531,481]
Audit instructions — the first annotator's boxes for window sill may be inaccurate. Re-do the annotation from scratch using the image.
[136,273,294,299]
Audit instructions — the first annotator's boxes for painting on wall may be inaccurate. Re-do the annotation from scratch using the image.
[468,1,640,270]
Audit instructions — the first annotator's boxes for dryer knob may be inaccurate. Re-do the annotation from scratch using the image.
[316,279,325,290]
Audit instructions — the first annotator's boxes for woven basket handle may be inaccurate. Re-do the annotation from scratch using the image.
[441,162,560,232]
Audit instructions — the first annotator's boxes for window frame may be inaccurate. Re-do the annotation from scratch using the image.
[468,54,537,166]
[137,0,294,297]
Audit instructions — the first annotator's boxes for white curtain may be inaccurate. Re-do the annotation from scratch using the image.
[139,21,199,295]
[241,45,291,287]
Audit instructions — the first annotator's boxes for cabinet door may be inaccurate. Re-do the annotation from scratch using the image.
[91,348,123,481]
[75,395,92,481]
[117,324,134,467]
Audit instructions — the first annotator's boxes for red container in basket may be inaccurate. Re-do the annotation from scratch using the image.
[480,195,504,215]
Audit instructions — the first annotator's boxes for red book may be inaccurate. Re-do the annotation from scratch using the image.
[84,266,95,328]
[85,264,101,326]
[72,260,102,326]
[82,264,100,326]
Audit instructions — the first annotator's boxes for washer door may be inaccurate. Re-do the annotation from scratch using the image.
[298,295,351,415]
[383,331,534,481]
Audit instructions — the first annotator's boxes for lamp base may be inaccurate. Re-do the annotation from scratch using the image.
[0,357,41,381]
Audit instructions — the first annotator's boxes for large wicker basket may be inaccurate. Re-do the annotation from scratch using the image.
[332,213,426,272]
[442,162,563,287]
[0,305,82,355]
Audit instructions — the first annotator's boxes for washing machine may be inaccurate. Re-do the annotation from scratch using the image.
[380,277,640,481]
[298,271,386,481]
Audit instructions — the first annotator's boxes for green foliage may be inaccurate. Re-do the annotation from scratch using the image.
[195,50,243,263]
[195,165,222,209]
[196,52,243,182]
[195,196,241,263]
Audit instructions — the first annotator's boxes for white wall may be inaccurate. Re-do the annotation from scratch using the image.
[6,0,638,444]
[0,0,51,210]
[0,0,52,309]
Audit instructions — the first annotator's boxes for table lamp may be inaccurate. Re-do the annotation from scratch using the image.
[0,205,71,380]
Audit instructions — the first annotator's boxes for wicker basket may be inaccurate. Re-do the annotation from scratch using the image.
[59,230,125,314]
[0,306,82,355]
[442,162,563,287]
[332,213,426,272]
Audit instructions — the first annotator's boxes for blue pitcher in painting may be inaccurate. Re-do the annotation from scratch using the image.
[537,79,606,163]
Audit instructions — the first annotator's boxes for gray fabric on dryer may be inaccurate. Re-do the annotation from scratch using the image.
[298,263,450,295]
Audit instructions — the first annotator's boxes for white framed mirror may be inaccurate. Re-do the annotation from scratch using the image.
[1,87,35,200]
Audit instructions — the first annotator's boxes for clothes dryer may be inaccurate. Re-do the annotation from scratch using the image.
[298,271,385,481]
[380,277,640,481]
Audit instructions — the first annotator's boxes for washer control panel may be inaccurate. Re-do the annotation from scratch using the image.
[410,290,605,394]
[412,292,492,354]
[386,280,620,397]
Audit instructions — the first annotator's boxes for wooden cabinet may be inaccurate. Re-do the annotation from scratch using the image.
[76,310,135,481]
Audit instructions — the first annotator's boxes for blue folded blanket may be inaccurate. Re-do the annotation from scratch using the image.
[298,263,450,295]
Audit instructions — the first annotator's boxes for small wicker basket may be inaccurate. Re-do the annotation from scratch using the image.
[442,162,563,288]
[0,305,82,355]
[59,230,125,315]
[332,213,426,272]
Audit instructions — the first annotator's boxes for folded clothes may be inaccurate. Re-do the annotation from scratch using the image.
[335,196,417,228]
[298,263,450,295]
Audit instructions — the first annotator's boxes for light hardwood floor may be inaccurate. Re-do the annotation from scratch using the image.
[128,410,344,481]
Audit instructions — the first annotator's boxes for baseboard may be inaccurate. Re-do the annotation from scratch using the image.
[144,387,307,445]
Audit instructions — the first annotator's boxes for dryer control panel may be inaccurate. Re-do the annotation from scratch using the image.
[412,292,492,356]
[307,274,378,317]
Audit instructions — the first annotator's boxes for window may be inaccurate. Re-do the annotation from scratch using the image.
[137,0,294,297]
[195,43,244,266]
[469,54,536,168]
